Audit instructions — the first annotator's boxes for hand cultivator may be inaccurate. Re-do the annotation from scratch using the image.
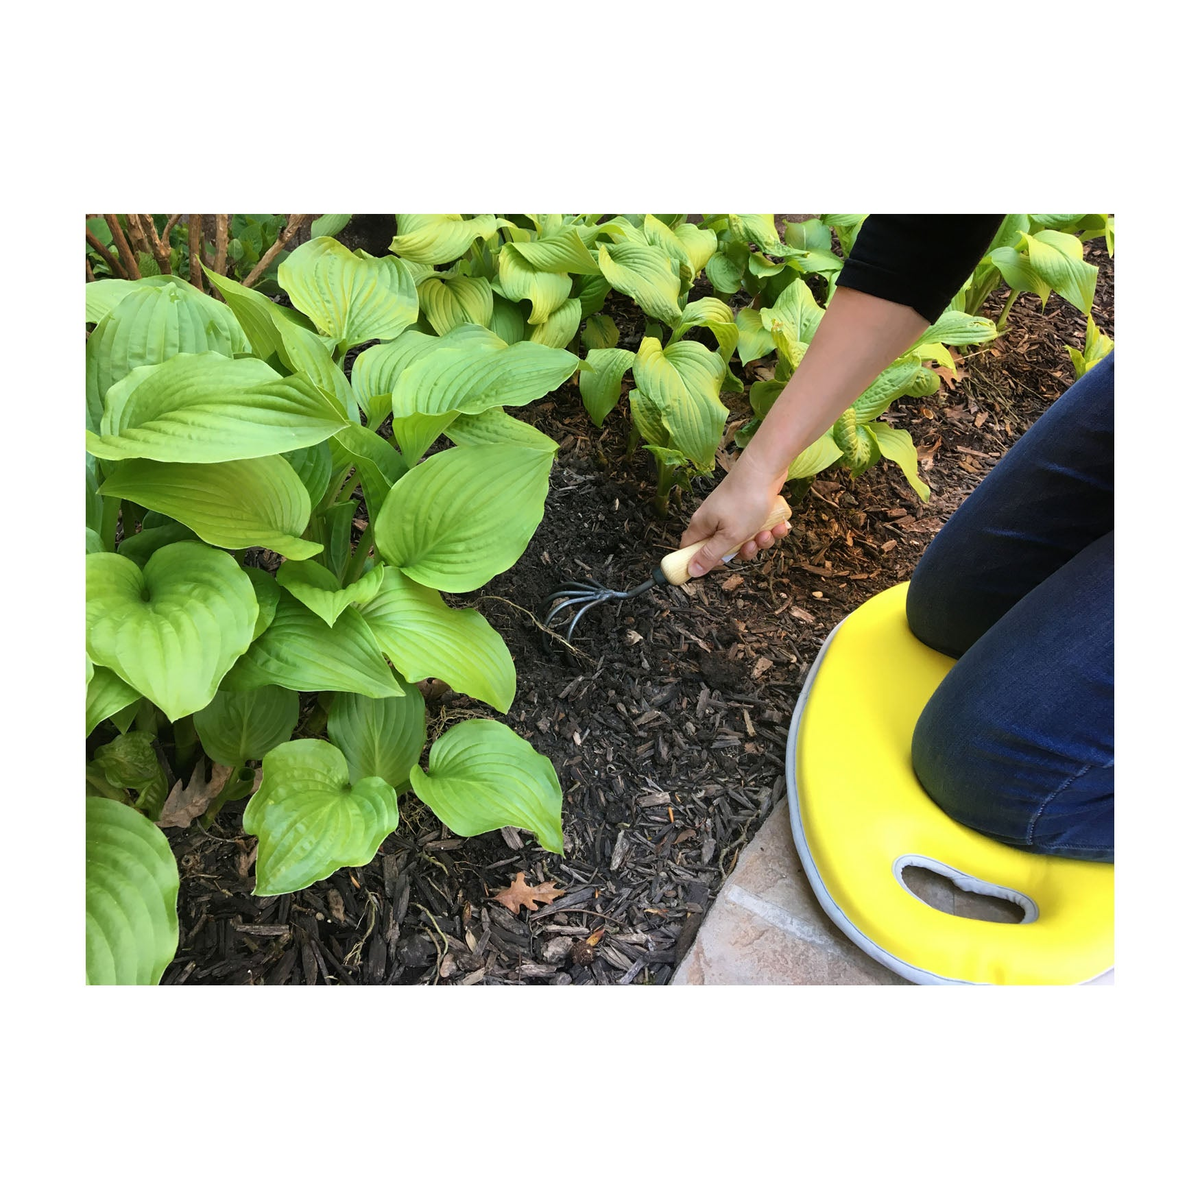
[540,497,792,652]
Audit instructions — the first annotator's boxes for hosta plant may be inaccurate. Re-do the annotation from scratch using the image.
[85,233,571,983]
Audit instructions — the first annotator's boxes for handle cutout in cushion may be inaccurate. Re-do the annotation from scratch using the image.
[894,855,1038,925]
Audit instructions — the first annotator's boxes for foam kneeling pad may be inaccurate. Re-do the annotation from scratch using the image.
[786,583,1113,985]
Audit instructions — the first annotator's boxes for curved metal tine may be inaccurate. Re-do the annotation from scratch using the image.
[564,596,611,643]
[543,585,604,606]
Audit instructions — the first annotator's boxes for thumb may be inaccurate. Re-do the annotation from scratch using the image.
[686,527,737,578]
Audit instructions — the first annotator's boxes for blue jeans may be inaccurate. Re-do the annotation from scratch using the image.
[906,354,1114,862]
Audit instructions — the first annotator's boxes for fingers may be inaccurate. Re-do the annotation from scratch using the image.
[687,535,739,578]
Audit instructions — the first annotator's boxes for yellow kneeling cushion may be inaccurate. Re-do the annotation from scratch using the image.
[785,583,1113,985]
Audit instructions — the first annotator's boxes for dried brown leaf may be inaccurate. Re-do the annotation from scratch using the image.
[491,871,565,915]
[156,760,233,829]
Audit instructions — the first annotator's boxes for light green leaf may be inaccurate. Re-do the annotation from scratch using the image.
[245,740,398,897]
[279,237,419,347]
[193,686,299,766]
[389,413,459,469]
[633,338,728,470]
[704,248,746,294]
[275,320,358,419]
[88,352,350,463]
[823,214,867,256]
[358,567,516,713]
[86,276,175,325]
[244,566,280,640]
[672,223,718,278]
[390,214,501,264]
[277,559,384,627]
[223,594,404,699]
[736,307,777,365]
[919,309,999,348]
[581,314,619,351]
[672,297,739,362]
[784,219,833,253]
[284,441,334,511]
[311,214,352,237]
[489,294,529,344]
[787,433,845,481]
[1022,229,1098,314]
[629,387,670,448]
[374,444,552,592]
[574,272,612,320]
[116,519,197,568]
[507,225,601,275]
[445,408,559,455]
[86,796,180,985]
[761,277,824,367]
[529,297,582,349]
[87,544,258,722]
[202,267,324,362]
[417,273,494,336]
[990,245,1049,304]
[868,423,930,502]
[86,667,143,736]
[579,347,635,427]
[330,424,406,517]
[496,243,572,324]
[852,361,925,422]
[92,729,168,819]
[748,378,785,418]
[597,241,682,327]
[99,456,323,560]
[327,690,426,789]
[409,719,563,854]
[731,214,784,254]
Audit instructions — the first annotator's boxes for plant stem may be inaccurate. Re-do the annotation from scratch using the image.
[187,215,203,289]
[241,213,308,289]
[104,215,140,279]
[336,473,360,505]
[997,287,1020,332]
[214,214,229,277]
[172,715,198,775]
[86,229,125,278]
[345,533,374,584]
[134,699,160,737]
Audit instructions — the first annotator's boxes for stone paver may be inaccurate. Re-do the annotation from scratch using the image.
[673,800,1115,986]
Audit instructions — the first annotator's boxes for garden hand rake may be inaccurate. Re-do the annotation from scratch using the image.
[540,496,792,652]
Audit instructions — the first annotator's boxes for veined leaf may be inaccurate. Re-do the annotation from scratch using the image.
[279,237,419,347]
[311,214,352,237]
[86,796,180,985]
[529,297,581,349]
[92,730,168,818]
[86,275,176,325]
[374,444,552,592]
[629,387,670,448]
[748,378,785,418]
[705,247,746,294]
[761,277,824,365]
[389,413,459,470]
[99,456,323,560]
[445,408,559,455]
[784,219,833,253]
[222,594,404,699]
[409,719,563,854]
[736,307,777,365]
[88,352,349,464]
[277,559,384,627]
[244,566,280,641]
[86,667,143,736]
[275,320,358,419]
[202,267,325,362]
[579,347,635,427]
[919,309,999,348]
[358,567,516,713]
[496,243,572,324]
[787,433,844,481]
[86,544,258,722]
[284,441,334,511]
[327,690,426,789]
[868,423,930,502]
[193,686,299,766]
[597,241,682,327]
[245,740,398,897]
[573,272,611,320]
[489,294,530,344]
[391,214,501,264]
[581,314,619,351]
[852,361,925,422]
[731,214,784,254]
[329,424,405,518]
[1021,229,1098,315]
[632,338,728,470]
[116,519,196,569]
[672,297,738,362]
[417,273,494,336]
[507,225,601,275]
[672,223,718,278]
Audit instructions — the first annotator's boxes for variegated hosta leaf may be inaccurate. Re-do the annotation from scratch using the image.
[581,314,619,351]
[374,444,553,592]
[445,408,559,455]
[193,686,299,766]
[409,719,563,854]
[327,691,426,789]
[736,307,777,365]
[868,423,930,501]
[529,297,581,349]
[787,433,845,481]
[391,324,578,418]
[244,740,398,897]
[86,544,259,722]
[632,338,728,471]
[579,347,635,427]
[222,594,404,699]
[671,297,738,363]
[852,361,925,422]
[85,279,250,434]
[87,352,349,464]
[279,237,419,347]
[98,456,323,561]
[730,214,785,254]
[390,214,502,264]
[276,559,384,627]
[86,796,179,985]
[417,273,494,335]
[86,666,143,736]
[506,225,601,275]
[643,214,697,288]
[597,240,682,327]
[357,566,516,713]
[496,243,572,324]
[831,408,874,473]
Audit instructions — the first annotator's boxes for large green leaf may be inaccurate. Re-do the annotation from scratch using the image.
[390,214,502,264]
[244,566,280,640]
[787,432,845,481]
[632,338,728,471]
[417,273,494,335]
[919,309,999,348]
[276,559,384,627]
[92,729,168,818]
[672,223,719,278]
[489,294,530,344]
[86,796,180,985]
[868,423,930,502]
[99,456,323,560]
[671,297,738,362]
[86,544,258,722]
[579,347,634,427]
[374,444,552,592]
[357,566,516,713]
[193,686,300,766]
[629,387,670,448]
[202,267,322,362]
[444,408,559,455]
[222,594,404,699]
[86,667,143,736]
[1020,229,1098,314]
[87,352,350,463]
[244,740,398,897]
[761,278,824,368]
[736,307,777,364]
[275,320,359,419]
[279,238,419,348]
[86,276,177,325]
[409,720,563,854]
[529,297,582,349]
[329,424,405,518]
[496,243,573,324]
[597,241,682,327]
[86,279,250,433]
[116,518,197,568]
[852,361,925,422]
[507,225,602,275]
[284,441,334,511]
[311,214,352,237]
[573,271,611,320]
[390,413,460,470]
[581,314,619,351]
[327,690,426,789]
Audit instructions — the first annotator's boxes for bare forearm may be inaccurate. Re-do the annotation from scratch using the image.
[736,286,930,482]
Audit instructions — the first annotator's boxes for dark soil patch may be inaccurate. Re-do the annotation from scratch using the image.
[160,238,1114,985]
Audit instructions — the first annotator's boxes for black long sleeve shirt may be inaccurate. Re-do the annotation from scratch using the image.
[837,215,1005,324]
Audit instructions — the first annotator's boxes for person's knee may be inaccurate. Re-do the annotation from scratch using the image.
[906,549,970,657]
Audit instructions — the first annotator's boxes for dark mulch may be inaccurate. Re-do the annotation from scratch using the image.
[159,238,1114,985]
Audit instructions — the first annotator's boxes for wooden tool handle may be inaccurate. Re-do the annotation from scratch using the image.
[658,496,793,586]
